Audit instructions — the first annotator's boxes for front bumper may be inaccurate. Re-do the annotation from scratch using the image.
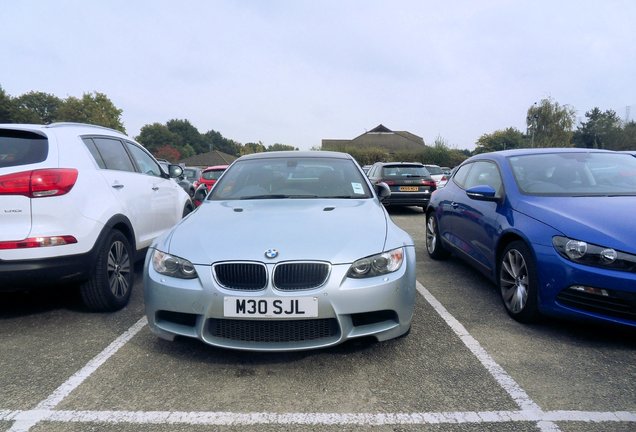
[143,247,416,351]
[535,244,636,327]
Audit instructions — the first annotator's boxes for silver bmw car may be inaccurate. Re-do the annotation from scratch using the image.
[144,151,416,351]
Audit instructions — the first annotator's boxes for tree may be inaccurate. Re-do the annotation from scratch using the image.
[56,92,125,132]
[136,123,184,153]
[202,129,241,156]
[573,107,623,149]
[166,119,206,154]
[13,91,62,124]
[474,127,526,154]
[620,121,636,150]
[526,98,576,147]
[241,141,267,155]
[0,85,15,123]
[267,143,298,152]
[154,145,182,162]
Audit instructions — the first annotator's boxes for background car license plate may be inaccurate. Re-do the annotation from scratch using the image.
[224,297,318,318]
[399,186,419,191]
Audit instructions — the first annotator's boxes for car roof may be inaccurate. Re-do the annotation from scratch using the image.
[473,148,618,159]
[0,122,128,138]
[376,161,424,166]
[203,165,229,171]
[238,151,352,161]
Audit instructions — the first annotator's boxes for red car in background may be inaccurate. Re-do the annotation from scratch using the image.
[193,165,228,206]
[198,165,229,191]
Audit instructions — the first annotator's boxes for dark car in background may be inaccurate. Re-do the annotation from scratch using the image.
[158,160,195,197]
[182,166,203,188]
[366,162,436,211]
[425,148,636,327]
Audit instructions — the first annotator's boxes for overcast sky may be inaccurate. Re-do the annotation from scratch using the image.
[2,0,635,150]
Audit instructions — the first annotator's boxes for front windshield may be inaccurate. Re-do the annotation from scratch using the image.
[209,156,373,200]
[509,152,636,196]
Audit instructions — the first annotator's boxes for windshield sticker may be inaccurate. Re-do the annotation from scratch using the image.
[352,183,364,194]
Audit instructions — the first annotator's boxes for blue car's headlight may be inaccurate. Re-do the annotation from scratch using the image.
[151,249,198,279]
[552,236,636,272]
[347,247,404,278]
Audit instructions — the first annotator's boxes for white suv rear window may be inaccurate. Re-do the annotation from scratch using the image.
[0,130,48,168]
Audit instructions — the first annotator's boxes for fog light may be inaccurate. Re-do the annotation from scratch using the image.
[569,285,609,297]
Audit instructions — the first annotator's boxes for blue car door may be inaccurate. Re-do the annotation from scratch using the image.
[451,161,505,275]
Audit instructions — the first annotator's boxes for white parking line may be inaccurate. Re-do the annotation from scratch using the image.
[4,286,635,431]
[416,283,559,432]
[6,317,148,432]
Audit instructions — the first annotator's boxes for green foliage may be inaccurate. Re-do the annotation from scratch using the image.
[136,123,183,153]
[572,108,624,149]
[474,127,526,154]
[203,129,240,155]
[166,119,207,154]
[526,98,576,147]
[339,147,391,166]
[241,142,267,155]
[56,92,125,132]
[339,143,469,168]
[13,91,62,124]
[267,143,298,152]
[0,86,14,123]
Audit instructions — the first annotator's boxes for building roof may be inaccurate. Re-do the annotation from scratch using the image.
[179,150,237,167]
[322,124,426,152]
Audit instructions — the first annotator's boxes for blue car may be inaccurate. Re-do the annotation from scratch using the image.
[425,148,636,327]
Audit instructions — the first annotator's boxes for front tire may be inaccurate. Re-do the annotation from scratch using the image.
[426,212,450,259]
[80,230,133,312]
[499,241,539,323]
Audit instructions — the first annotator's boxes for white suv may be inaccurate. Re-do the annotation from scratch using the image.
[423,164,449,188]
[0,123,193,311]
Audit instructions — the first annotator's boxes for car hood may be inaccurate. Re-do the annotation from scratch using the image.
[515,196,636,253]
[162,199,393,264]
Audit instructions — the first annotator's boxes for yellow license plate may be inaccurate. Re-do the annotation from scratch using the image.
[399,186,419,192]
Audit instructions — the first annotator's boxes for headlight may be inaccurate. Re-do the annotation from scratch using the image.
[151,249,198,279]
[347,248,404,278]
[552,236,636,272]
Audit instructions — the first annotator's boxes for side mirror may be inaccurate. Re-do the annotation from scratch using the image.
[374,182,391,201]
[466,185,499,202]
[168,164,183,179]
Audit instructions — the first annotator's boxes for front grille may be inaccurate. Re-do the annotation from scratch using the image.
[208,318,339,342]
[274,262,330,290]
[213,262,267,290]
[556,288,636,321]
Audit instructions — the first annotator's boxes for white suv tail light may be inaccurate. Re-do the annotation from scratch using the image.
[0,168,78,198]
[0,235,78,250]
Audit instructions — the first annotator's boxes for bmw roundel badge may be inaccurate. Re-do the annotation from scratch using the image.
[264,248,279,259]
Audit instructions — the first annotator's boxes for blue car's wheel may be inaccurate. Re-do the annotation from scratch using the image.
[426,212,450,260]
[499,241,539,323]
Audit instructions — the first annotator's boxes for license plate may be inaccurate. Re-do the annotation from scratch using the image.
[224,296,318,318]
[399,186,419,192]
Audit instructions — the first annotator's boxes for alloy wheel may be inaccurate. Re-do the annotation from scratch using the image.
[107,240,131,298]
[500,248,529,314]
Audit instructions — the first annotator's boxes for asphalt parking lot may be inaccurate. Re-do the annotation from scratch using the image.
[1,206,635,432]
